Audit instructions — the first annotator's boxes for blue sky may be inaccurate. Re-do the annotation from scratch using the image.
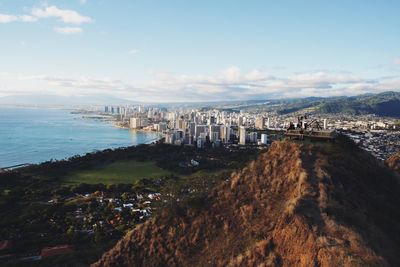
[0,0,400,102]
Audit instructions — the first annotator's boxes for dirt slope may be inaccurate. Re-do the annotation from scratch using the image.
[93,140,400,267]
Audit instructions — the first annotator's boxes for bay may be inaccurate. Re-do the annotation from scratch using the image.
[0,107,161,168]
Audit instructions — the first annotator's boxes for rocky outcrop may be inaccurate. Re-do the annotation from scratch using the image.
[93,141,400,267]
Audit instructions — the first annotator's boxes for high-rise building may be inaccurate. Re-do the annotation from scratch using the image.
[154,122,168,132]
[130,117,148,129]
[239,126,246,145]
[249,132,258,143]
[220,126,231,143]
[195,125,207,139]
[266,117,270,128]
[167,112,176,121]
[209,116,216,125]
[175,119,186,130]
[323,119,327,130]
[199,132,207,142]
[130,118,140,129]
[238,116,243,126]
[189,122,196,136]
[165,132,176,144]
[209,125,221,140]
[261,134,268,145]
[255,117,265,129]
[207,116,215,125]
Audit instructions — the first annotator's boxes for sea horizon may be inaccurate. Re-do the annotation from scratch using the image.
[0,107,161,168]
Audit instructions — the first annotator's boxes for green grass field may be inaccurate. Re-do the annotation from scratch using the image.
[63,160,173,185]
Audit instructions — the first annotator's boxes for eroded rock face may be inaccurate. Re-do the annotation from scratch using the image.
[93,141,400,267]
[387,152,400,175]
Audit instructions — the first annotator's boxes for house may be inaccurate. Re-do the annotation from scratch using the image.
[148,193,161,200]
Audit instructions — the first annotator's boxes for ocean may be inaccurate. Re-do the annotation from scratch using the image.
[0,107,161,168]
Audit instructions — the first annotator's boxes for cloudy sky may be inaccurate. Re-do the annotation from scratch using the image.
[0,0,400,102]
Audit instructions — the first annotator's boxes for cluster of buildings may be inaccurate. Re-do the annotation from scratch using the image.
[0,189,162,264]
[343,131,400,160]
[320,114,399,131]
[68,191,158,230]
[99,105,399,159]
[324,114,399,160]
[158,112,271,148]
[102,105,273,148]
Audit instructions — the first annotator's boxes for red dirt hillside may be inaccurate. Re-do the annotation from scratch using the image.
[93,140,400,267]
[386,152,400,174]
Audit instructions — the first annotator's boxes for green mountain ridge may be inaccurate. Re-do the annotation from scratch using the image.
[276,91,400,117]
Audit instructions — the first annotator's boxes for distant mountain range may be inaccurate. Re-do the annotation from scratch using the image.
[1,91,399,117]
[276,91,400,117]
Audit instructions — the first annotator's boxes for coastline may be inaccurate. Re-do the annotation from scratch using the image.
[0,137,163,171]
[0,107,163,168]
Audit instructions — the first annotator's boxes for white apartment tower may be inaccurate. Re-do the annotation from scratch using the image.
[239,126,246,145]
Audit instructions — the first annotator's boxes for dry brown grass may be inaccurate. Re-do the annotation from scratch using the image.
[93,141,400,267]
[386,152,400,174]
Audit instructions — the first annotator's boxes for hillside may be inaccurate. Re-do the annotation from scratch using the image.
[93,139,400,267]
[317,91,400,117]
[273,91,400,117]
[386,152,400,174]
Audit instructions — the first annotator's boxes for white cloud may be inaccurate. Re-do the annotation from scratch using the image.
[20,15,38,22]
[0,5,92,35]
[141,68,399,100]
[54,27,83,34]
[219,66,242,83]
[0,68,399,102]
[0,14,17,23]
[78,0,88,5]
[31,6,92,24]
[0,14,37,23]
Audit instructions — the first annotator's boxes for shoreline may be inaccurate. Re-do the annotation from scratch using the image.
[0,136,163,170]
[0,108,164,169]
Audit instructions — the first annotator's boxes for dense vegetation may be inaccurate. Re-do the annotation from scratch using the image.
[0,143,260,266]
[317,91,400,116]
[94,138,400,267]
[273,91,400,117]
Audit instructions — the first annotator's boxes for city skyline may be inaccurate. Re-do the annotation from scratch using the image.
[1,0,400,102]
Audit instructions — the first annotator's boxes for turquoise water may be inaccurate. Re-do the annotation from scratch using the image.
[0,108,161,168]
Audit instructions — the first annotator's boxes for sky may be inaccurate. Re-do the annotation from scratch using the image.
[0,0,400,102]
